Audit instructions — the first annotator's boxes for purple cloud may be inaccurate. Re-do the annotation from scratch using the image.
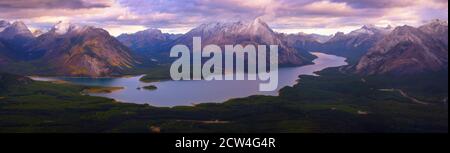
[0,0,447,36]
[0,0,110,9]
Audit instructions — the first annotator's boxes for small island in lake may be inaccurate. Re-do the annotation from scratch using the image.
[142,85,157,90]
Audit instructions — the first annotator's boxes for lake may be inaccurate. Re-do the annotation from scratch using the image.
[31,52,347,107]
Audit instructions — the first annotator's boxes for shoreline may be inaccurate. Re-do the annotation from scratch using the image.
[27,52,347,108]
[28,74,144,79]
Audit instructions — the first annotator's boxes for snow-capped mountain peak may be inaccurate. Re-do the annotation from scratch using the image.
[51,21,82,35]
[11,21,28,29]
[356,21,448,75]
[0,21,34,39]
[52,21,71,34]
[426,19,448,26]
[143,28,163,34]
[191,18,274,37]
[32,29,45,37]
[247,18,272,34]
[0,20,11,32]
[348,24,393,36]
[419,19,448,35]
[11,21,32,34]
[250,18,269,29]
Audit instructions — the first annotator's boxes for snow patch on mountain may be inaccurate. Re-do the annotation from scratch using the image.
[0,21,34,39]
[0,20,11,32]
[50,21,90,35]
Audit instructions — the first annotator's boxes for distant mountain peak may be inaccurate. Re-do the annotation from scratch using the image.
[248,18,272,34]
[361,24,377,29]
[386,25,393,29]
[30,22,135,77]
[174,18,314,66]
[334,32,345,36]
[328,32,345,41]
[391,25,416,34]
[11,21,27,28]
[349,24,392,36]
[0,20,9,26]
[250,18,269,28]
[141,28,163,35]
[0,20,33,39]
[288,32,332,43]
[32,29,44,37]
[362,24,392,30]
[51,21,73,34]
[253,17,264,24]
[0,20,11,32]
[50,21,90,35]
[426,19,448,26]
[419,19,448,35]
[191,18,273,36]
[194,21,232,34]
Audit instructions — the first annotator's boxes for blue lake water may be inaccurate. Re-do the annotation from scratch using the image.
[31,52,347,107]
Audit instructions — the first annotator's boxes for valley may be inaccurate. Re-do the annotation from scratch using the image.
[0,67,447,133]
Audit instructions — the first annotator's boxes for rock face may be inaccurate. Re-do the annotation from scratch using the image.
[168,18,315,66]
[27,21,135,77]
[319,25,392,62]
[0,21,35,60]
[356,20,448,75]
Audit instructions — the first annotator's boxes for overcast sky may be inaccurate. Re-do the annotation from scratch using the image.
[0,0,448,36]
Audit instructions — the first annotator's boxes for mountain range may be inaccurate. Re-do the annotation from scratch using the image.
[286,24,394,63]
[117,28,181,61]
[356,20,448,75]
[119,18,316,66]
[0,18,448,77]
[176,18,316,66]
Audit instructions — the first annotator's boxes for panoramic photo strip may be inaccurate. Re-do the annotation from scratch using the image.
[0,0,448,152]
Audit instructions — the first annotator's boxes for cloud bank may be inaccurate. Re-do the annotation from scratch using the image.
[0,0,447,36]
